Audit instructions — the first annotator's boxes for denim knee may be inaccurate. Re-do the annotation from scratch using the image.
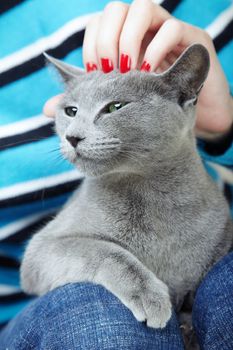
[0,282,184,350]
[193,252,233,350]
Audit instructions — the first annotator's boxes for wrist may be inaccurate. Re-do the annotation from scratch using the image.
[195,96,233,140]
[197,121,233,156]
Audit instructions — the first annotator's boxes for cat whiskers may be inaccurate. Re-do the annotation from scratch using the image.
[81,139,121,158]
[118,142,152,168]
[118,149,146,168]
[121,142,153,154]
[46,146,66,166]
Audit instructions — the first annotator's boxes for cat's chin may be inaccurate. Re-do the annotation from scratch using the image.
[71,156,119,177]
[65,151,150,177]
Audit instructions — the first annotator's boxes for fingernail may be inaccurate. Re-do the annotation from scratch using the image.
[101,58,114,73]
[140,61,151,72]
[86,62,98,72]
[120,53,131,73]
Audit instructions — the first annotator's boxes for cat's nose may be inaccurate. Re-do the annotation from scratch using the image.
[66,135,85,148]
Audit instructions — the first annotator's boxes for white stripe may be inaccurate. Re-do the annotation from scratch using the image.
[0,285,21,296]
[206,5,233,38]
[0,169,83,201]
[1,4,232,76]
[0,114,52,139]
[1,3,232,77]
[0,209,57,240]
[152,0,164,5]
[0,13,96,73]
[207,161,233,185]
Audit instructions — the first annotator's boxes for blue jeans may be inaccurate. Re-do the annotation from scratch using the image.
[0,252,232,350]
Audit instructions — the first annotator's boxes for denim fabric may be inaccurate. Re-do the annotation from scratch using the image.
[193,251,233,350]
[1,253,233,350]
[0,282,184,350]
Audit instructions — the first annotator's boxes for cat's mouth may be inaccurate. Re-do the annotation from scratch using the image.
[63,145,121,164]
[75,140,122,161]
[75,148,119,161]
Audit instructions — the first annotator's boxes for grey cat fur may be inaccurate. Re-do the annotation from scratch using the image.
[21,45,233,333]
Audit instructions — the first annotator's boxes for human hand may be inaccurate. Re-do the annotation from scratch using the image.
[44,0,233,138]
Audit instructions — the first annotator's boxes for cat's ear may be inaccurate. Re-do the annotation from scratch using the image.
[161,44,210,107]
[43,53,84,84]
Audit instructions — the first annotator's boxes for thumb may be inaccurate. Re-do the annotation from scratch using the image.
[43,94,63,118]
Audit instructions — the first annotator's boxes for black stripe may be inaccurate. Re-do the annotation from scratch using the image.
[0,178,82,209]
[0,29,85,88]
[0,256,20,269]
[161,0,182,13]
[1,8,232,89]
[0,122,55,151]
[0,0,181,89]
[0,292,34,303]
[0,0,25,14]
[224,183,232,205]
[213,18,233,52]
[201,122,233,156]
[0,321,8,331]
[1,212,56,244]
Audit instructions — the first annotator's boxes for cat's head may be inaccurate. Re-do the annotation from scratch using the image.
[45,44,209,177]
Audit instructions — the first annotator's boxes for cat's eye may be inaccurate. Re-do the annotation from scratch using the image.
[64,106,78,117]
[107,102,127,113]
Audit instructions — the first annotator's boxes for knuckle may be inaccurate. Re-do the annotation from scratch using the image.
[119,31,135,50]
[133,0,153,12]
[193,27,214,48]
[86,13,101,29]
[201,30,212,43]
[134,0,151,6]
[104,1,127,13]
[97,35,115,55]
[163,18,183,33]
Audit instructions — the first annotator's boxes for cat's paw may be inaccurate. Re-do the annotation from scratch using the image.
[20,247,51,296]
[123,278,172,329]
[21,260,52,296]
[20,259,41,295]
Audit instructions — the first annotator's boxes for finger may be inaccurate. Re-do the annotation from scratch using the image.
[156,59,171,73]
[141,18,203,71]
[83,14,101,72]
[165,51,179,66]
[142,18,185,72]
[119,0,170,70]
[96,1,129,73]
[43,94,63,118]
[155,53,179,74]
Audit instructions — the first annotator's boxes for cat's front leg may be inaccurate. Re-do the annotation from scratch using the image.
[21,234,172,329]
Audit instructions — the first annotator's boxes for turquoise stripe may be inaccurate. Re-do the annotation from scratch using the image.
[199,142,233,167]
[0,243,25,261]
[218,40,233,94]
[0,299,33,323]
[1,1,231,127]
[0,48,83,125]
[0,136,75,187]
[0,193,71,227]
[0,0,129,58]
[0,268,19,287]
[203,161,219,182]
[173,0,232,28]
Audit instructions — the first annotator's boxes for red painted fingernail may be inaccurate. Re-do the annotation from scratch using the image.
[101,58,114,73]
[140,61,151,72]
[120,53,131,73]
[86,62,98,72]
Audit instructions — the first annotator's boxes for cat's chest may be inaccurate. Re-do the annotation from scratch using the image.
[75,192,182,281]
[70,183,170,253]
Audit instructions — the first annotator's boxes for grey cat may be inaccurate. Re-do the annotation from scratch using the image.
[21,44,232,340]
